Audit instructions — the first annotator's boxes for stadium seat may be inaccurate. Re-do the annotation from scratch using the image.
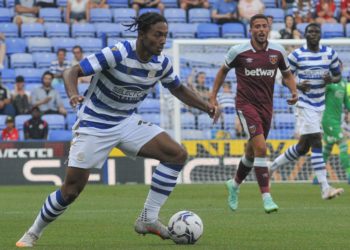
[273,97,290,112]
[27,37,52,53]
[188,8,211,23]
[322,23,344,38]
[54,83,68,98]
[274,113,295,129]
[0,0,3,7]
[263,0,277,8]
[121,27,138,38]
[197,113,220,130]
[139,8,161,16]
[296,23,308,37]
[107,37,120,46]
[1,68,15,84]
[66,113,77,129]
[51,37,77,52]
[197,23,220,38]
[141,113,161,126]
[75,37,102,53]
[25,83,41,92]
[0,8,12,22]
[71,23,96,37]
[223,113,236,130]
[138,98,160,113]
[57,0,67,7]
[42,114,66,130]
[48,129,72,141]
[169,23,197,38]
[0,115,7,130]
[0,22,18,37]
[5,38,26,54]
[45,22,69,37]
[346,23,350,37]
[21,23,44,37]
[15,68,43,83]
[107,0,129,8]
[182,129,204,139]
[33,52,56,68]
[162,0,178,7]
[164,8,186,23]
[10,53,34,68]
[6,0,15,7]
[15,114,31,130]
[181,112,196,129]
[90,8,112,23]
[39,8,62,22]
[78,84,89,95]
[264,8,284,23]
[95,23,122,38]
[222,23,246,38]
[113,8,136,23]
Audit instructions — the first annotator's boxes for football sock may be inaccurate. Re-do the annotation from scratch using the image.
[322,142,333,163]
[271,144,300,171]
[29,189,70,236]
[140,163,182,222]
[233,155,253,187]
[311,148,329,191]
[254,157,270,194]
[339,140,350,173]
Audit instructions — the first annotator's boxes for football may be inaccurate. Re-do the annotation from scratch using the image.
[167,210,203,244]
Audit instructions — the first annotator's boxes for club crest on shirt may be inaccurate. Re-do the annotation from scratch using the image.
[148,70,156,78]
[111,47,119,51]
[248,125,256,135]
[246,58,253,63]
[269,55,278,65]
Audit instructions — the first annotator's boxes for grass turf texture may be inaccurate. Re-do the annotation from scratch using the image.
[1,183,349,250]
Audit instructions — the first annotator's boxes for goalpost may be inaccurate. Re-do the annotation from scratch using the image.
[160,39,350,184]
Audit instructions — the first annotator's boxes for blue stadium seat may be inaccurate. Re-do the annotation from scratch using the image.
[162,0,178,7]
[121,27,138,38]
[78,84,89,95]
[223,113,236,130]
[26,83,41,92]
[1,68,15,84]
[48,129,72,141]
[0,8,12,22]
[322,23,344,38]
[5,38,26,54]
[222,23,246,38]
[0,0,3,7]
[6,0,15,7]
[21,23,44,37]
[197,23,220,38]
[33,52,56,68]
[169,23,197,38]
[113,8,136,23]
[346,23,350,37]
[71,23,96,37]
[66,113,77,129]
[264,8,284,23]
[138,98,160,113]
[197,113,220,130]
[273,97,290,112]
[62,98,74,113]
[268,129,283,139]
[0,115,7,130]
[51,37,77,52]
[90,8,112,23]
[75,37,102,53]
[57,0,67,7]
[141,113,161,126]
[0,23,18,37]
[274,113,295,129]
[107,0,129,8]
[39,8,62,22]
[54,83,68,98]
[107,37,120,46]
[42,114,66,130]
[139,8,161,16]
[45,23,69,37]
[27,37,52,52]
[182,129,204,139]
[15,114,31,130]
[263,0,277,8]
[15,68,43,83]
[181,112,195,129]
[164,8,186,23]
[10,53,34,68]
[296,23,308,37]
[188,8,211,23]
[95,23,122,38]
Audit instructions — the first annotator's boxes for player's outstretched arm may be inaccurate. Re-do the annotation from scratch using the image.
[281,70,298,105]
[63,64,86,107]
[210,65,230,106]
[170,85,220,123]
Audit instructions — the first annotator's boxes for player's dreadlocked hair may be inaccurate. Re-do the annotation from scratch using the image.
[123,12,167,33]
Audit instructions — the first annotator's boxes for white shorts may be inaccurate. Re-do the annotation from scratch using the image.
[68,114,164,169]
[295,107,322,135]
[14,15,39,24]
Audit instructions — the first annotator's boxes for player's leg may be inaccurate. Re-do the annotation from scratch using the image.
[338,138,350,182]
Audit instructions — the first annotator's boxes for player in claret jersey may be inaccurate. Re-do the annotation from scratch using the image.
[210,14,298,213]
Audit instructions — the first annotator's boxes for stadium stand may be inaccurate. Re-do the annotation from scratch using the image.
[164,8,186,23]
[90,8,113,23]
[21,23,45,38]
[113,8,136,23]
[10,53,34,68]
[71,23,96,38]
[5,38,26,54]
[27,37,52,53]
[197,23,220,38]
[15,114,31,131]
[39,8,62,22]
[42,114,66,130]
[221,23,246,38]
[0,23,18,37]
[48,129,72,141]
[45,23,70,37]
[188,8,211,23]
[107,0,129,8]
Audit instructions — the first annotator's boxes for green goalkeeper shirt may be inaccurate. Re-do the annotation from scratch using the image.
[322,79,350,125]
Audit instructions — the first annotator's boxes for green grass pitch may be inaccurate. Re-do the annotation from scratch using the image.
[1,183,349,250]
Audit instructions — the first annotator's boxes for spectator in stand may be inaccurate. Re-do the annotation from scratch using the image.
[340,0,350,25]
[12,76,31,115]
[72,46,91,83]
[31,71,67,115]
[24,107,48,140]
[238,0,265,24]
[66,0,90,23]
[0,79,16,117]
[50,48,71,86]
[293,0,315,24]
[281,0,295,13]
[188,71,210,102]
[36,0,57,8]
[90,0,109,8]
[0,33,5,70]
[267,15,281,39]
[1,116,19,141]
[180,0,209,11]
[211,0,239,24]
[315,0,337,24]
[279,15,301,39]
[131,0,165,15]
[14,0,44,26]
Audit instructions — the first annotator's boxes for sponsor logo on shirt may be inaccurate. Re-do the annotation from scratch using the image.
[244,68,275,77]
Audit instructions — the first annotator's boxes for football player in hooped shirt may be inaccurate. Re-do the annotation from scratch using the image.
[210,14,298,213]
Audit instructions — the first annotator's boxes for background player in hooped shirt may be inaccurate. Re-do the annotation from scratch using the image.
[270,23,344,200]
[16,12,220,248]
[210,14,298,213]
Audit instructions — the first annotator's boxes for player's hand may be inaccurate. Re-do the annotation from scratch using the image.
[287,91,298,105]
[298,80,311,93]
[323,72,333,85]
[207,103,221,124]
[69,95,84,108]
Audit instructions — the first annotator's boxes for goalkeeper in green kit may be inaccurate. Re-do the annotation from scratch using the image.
[322,61,350,184]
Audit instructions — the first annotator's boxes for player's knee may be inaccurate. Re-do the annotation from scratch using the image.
[253,144,267,157]
[296,144,309,155]
[173,147,188,164]
[61,187,82,203]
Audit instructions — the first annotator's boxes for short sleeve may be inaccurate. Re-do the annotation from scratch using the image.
[329,49,340,76]
[160,57,181,89]
[224,45,239,68]
[288,52,298,74]
[277,45,290,72]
